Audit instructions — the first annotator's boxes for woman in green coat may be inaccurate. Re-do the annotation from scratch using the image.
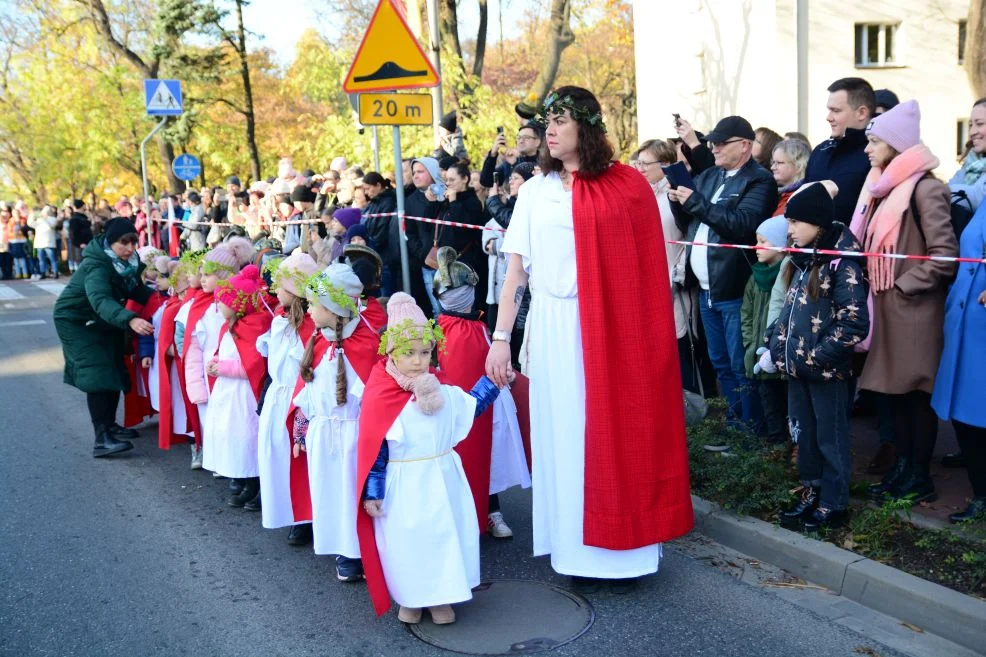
[54,218,155,457]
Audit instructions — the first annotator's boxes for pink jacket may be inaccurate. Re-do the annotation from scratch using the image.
[184,339,209,405]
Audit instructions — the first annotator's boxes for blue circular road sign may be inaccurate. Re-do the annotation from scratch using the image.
[172,154,202,182]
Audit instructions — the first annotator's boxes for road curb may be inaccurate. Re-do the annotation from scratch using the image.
[691,495,986,653]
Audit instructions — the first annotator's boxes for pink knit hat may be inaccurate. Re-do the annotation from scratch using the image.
[866,99,921,153]
[153,254,172,276]
[216,264,263,315]
[202,245,239,274]
[387,292,427,329]
[276,252,318,297]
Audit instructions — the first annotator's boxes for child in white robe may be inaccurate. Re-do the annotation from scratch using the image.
[357,293,506,625]
[256,252,318,536]
[293,263,381,581]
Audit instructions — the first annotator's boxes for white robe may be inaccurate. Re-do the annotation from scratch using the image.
[148,303,166,410]
[293,348,364,557]
[374,386,479,608]
[256,316,305,529]
[501,173,662,578]
[202,331,260,478]
[194,303,228,470]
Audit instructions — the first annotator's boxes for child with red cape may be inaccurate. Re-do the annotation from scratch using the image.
[172,248,209,467]
[286,263,382,582]
[121,246,166,428]
[432,247,530,539]
[202,265,274,508]
[148,256,193,453]
[255,253,319,540]
[355,293,505,624]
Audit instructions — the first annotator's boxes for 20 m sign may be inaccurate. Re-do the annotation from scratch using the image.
[358,93,433,126]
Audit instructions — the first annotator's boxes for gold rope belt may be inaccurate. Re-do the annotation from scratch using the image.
[388,448,453,463]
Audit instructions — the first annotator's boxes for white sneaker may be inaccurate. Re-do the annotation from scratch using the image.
[487,511,513,539]
[190,445,203,470]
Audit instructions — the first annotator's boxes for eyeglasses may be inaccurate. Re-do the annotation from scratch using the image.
[709,139,745,149]
[637,160,661,167]
[516,135,538,142]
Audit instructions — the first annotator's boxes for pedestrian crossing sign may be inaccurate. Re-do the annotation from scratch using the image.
[144,79,183,116]
[343,0,439,94]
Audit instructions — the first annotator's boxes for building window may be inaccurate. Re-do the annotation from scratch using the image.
[959,19,967,64]
[855,23,899,67]
[957,119,971,158]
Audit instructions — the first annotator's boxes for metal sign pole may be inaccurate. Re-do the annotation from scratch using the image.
[140,117,168,216]
[371,125,381,172]
[393,125,411,293]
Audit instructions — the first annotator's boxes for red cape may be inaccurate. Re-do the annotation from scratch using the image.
[179,289,214,446]
[208,310,275,401]
[157,293,191,449]
[572,163,693,549]
[287,316,384,524]
[436,313,493,531]
[360,296,387,335]
[122,292,166,427]
[355,361,416,616]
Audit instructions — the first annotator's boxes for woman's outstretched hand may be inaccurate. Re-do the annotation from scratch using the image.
[486,340,513,388]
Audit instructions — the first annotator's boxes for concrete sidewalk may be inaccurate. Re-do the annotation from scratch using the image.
[693,495,986,655]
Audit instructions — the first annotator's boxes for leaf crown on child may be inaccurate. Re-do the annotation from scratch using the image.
[379,292,447,358]
[178,248,208,277]
[137,246,165,268]
[303,264,361,319]
[201,245,239,276]
[215,265,264,317]
[268,252,319,298]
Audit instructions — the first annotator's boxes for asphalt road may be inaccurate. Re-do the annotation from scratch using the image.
[0,279,959,657]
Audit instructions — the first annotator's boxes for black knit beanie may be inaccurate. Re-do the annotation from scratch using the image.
[290,185,317,204]
[784,183,834,228]
[103,217,138,245]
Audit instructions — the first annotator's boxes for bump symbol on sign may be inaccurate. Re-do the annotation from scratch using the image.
[343,0,440,94]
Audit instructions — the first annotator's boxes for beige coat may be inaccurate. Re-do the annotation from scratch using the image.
[860,177,958,395]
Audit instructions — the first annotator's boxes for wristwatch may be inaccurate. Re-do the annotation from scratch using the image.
[491,330,511,344]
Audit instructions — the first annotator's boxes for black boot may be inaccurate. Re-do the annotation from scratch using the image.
[888,466,937,503]
[228,477,259,508]
[867,457,909,499]
[802,507,849,532]
[780,486,819,528]
[229,478,245,495]
[949,498,986,523]
[243,491,262,512]
[92,424,134,458]
[287,523,313,546]
[109,423,139,440]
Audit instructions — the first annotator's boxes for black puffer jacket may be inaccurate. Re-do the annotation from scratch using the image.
[767,223,869,382]
[364,188,399,266]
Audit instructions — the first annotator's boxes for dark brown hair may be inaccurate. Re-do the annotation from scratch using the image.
[781,229,825,302]
[363,171,391,189]
[298,315,349,406]
[537,86,615,180]
[284,295,308,330]
[827,77,876,116]
[754,127,783,169]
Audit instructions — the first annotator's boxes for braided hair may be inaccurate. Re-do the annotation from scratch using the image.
[334,315,348,406]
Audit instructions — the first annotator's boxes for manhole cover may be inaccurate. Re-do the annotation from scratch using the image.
[408,579,594,655]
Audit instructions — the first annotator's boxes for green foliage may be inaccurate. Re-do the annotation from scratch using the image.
[846,497,913,560]
[686,402,797,517]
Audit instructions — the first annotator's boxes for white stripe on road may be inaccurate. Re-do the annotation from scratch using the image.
[0,284,24,300]
[33,281,66,296]
[0,319,46,328]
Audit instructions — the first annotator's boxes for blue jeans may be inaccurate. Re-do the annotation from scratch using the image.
[421,267,441,318]
[38,247,57,276]
[698,291,763,432]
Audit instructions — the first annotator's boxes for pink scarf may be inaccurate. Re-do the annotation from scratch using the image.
[848,144,939,292]
[384,358,444,414]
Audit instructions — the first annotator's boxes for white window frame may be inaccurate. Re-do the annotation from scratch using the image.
[957,118,971,158]
[855,23,901,68]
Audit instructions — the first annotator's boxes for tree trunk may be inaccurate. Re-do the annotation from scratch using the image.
[441,0,463,62]
[235,0,261,182]
[80,0,183,192]
[965,0,986,98]
[519,0,575,116]
[472,0,488,79]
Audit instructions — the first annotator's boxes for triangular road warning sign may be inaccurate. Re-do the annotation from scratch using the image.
[343,0,440,94]
[147,81,181,111]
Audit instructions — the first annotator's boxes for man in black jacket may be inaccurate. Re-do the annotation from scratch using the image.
[68,200,92,273]
[479,122,542,189]
[804,77,875,224]
[670,115,778,434]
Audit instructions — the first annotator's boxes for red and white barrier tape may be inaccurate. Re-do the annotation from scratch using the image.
[146,212,986,264]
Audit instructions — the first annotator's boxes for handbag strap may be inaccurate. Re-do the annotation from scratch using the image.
[674,286,704,398]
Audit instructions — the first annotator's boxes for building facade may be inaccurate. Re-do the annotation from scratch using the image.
[633,0,975,175]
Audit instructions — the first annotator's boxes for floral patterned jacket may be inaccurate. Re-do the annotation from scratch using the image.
[767,223,870,382]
